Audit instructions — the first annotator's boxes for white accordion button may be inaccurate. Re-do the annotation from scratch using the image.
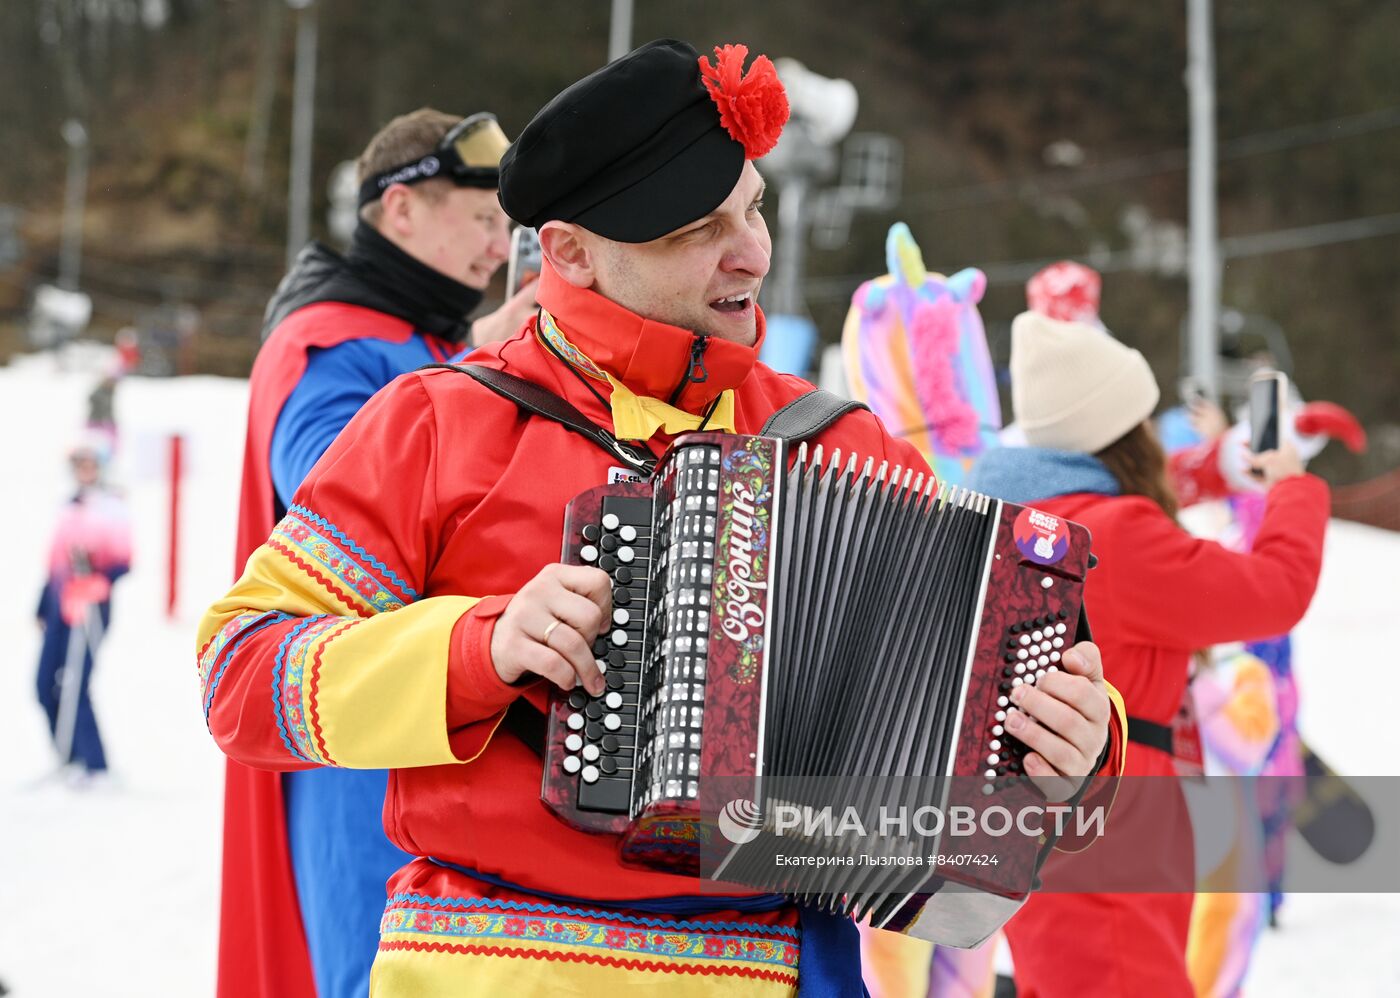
[1055,622,1067,635]
[613,608,630,626]
[1040,641,1053,653]
[611,630,629,647]
[1015,663,1027,675]
[566,713,584,731]
[563,756,581,775]
[995,710,1007,722]
[580,545,599,563]
[992,724,1005,736]
[582,765,600,784]
[582,744,600,762]
[1017,649,1029,661]
[1041,576,1053,589]
[605,691,623,709]
[998,697,1009,708]
[1019,635,1032,646]
[620,525,638,543]
[1031,630,1043,642]
[1038,655,1050,667]
[987,753,1000,765]
[565,734,582,752]
[601,513,620,531]
[1012,677,1023,687]
[989,739,1002,751]
[1050,651,1061,663]
[1053,637,1065,649]
[596,658,608,674]
[1048,665,1060,673]
[604,713,622,731]
[985,769,997,781]
[618,547,635,563]
[1025,672,1037,685]
[982,784,995,796]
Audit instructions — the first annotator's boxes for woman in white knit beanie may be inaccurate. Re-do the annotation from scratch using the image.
[969,312,1329,998]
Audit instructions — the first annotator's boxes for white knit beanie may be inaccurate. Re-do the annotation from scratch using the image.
[1010,311,1160,454]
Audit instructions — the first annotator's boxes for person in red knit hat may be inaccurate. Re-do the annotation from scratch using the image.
[199,40,1123,995]
[969,311,1329,998]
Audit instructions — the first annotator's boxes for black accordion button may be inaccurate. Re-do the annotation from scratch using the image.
[592,639,607,657]
[601,734,621,754]
[585,702,604,720]
[1003,654,1016,664]
[1001,668,1013,678]
[600,757,619,775]
[615,567,634,585]
[582,524,601,543]
[1009,624,1021,634]
[606,672,625,691]
[612,587,632,606]
[568,691,588,709]
[600,535,620,553]
[1057,608,1068,619]
[608,650,626,668]
[599,555,618,572]
[585,722,603,740]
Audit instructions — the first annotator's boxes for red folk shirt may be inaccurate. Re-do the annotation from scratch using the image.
[199,265,1125,906]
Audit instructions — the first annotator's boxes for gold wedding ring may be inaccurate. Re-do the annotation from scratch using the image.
[542,619,562,643]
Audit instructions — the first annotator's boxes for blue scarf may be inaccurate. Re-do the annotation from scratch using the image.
[967,446,1121,504]
[428,860,867,997]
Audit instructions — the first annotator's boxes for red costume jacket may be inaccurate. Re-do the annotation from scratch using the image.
[224,302,421,998]
[202,267,1127,991]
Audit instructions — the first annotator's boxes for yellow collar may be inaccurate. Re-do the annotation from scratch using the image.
[537,309,737,441]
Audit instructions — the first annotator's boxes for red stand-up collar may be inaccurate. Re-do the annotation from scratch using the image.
[534,262,767,412]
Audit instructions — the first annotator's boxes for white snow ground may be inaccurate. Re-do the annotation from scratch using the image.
[0,349,1396,996]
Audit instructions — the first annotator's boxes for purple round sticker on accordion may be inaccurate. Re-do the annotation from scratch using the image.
[1014,507,1070,565]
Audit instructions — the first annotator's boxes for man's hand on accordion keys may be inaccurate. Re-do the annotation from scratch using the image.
[1001,641,1111,803]
[490,563,612,697]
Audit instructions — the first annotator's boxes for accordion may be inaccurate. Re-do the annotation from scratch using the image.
[540,433,1093,946]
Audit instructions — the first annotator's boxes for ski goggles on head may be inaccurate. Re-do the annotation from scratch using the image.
[357,112,512,207]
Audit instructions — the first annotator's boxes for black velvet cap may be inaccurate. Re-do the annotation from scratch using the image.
[498,39,747,243]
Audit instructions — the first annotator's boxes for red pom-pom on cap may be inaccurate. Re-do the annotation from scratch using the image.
[698,44,790,160]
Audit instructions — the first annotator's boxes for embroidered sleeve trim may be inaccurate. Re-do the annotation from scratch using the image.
[273,505,416,613]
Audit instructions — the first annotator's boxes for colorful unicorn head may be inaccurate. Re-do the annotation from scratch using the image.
[841,223,1001,484]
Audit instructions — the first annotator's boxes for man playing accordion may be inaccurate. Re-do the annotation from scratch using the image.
[198,38,1125,996]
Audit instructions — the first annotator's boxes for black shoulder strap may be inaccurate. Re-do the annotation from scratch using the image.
[760,389,869,442]
[423,363,656,475]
